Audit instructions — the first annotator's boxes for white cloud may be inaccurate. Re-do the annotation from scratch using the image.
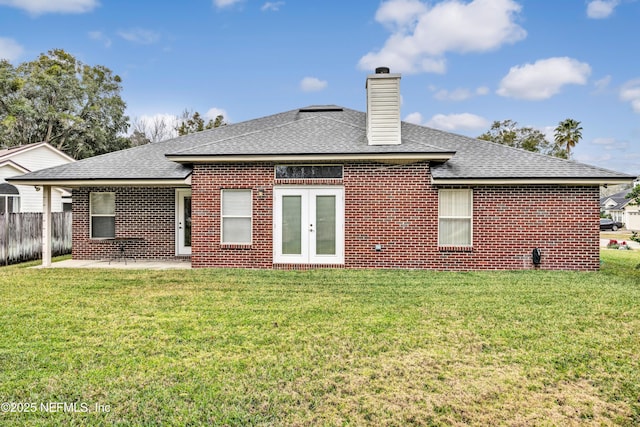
[593,75,611,92]
[88,31,111,48]
[592,137,617,146]
[0,37,23,61]
[359,0,526,74]
[539,125,556,143]
[426,113,489,131]
[261,1,284,11]
[586,0,619,19]
[404,112,424,125]
[497,57,591,100]
[213,0,243,8]
[300,77,328,92]
[434,88,471,101]
[204,107,229,122]
[620,79,640,113]
[0,0,98,15]
[117,28,160,45]
[433,86,489,101]
[375,0,427,30]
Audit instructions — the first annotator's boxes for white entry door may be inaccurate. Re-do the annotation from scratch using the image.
[176,189,192,255]
[274,187,344,264]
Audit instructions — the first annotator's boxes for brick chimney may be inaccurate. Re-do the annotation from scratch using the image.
[366,67,401,145]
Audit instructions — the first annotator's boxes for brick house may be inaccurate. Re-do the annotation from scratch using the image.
[10,69,634,270]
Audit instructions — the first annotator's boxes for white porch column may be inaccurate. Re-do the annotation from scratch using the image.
[42,185,52,267]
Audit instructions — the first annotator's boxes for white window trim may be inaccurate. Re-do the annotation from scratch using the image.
[438,189,473,247]
[0,195,20,214]
[89,192,115,239]
[221,189,252,245]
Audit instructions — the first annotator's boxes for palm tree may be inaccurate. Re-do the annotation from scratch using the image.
[554,119,583,158]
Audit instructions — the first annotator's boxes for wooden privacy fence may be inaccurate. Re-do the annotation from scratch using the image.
[0,212,72,265]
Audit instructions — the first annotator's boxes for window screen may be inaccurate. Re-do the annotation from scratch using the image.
[438,189,472,246]
[90,192,115,238]
[221,190,252,244]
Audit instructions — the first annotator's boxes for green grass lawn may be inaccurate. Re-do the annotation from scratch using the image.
[1,251,639,426]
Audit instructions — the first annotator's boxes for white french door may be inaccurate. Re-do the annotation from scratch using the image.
[176,189,192,255]
[274,187,344,264]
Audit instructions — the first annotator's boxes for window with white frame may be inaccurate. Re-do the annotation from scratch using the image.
[0,183,20,214]
[90,192,115,238]
[0,195,20,214]
[221,189,252,244]
[438,189,473,246]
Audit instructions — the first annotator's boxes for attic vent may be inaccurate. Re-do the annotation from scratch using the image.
[299,105,344,113]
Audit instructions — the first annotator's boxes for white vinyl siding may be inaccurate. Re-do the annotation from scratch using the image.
[90,192,115,239]
[366,74,401,145]
[221,189,252,244]
[439,189,473,246]
[10,145,73,172]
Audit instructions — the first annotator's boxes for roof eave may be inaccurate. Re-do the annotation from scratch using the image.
[431,177,635,186]
[6,177,192,188]
[165,152,456,163]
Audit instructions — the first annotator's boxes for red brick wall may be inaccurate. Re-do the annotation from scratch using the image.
[71,164,601,271]
[72,187,177,260]
[191,163,274,268]
[344,163,600,270]
[189,162,600,270]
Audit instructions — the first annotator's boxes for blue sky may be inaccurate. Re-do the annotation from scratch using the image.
[0,0,639,176]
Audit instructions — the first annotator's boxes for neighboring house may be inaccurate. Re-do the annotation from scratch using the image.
[9,69,635,270]
[601,188,640,231]
[0,142,75,213]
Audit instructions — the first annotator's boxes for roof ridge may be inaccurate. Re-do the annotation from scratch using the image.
[168,113,362,155]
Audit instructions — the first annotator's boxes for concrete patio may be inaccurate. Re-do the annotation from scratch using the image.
[33,258,192,270]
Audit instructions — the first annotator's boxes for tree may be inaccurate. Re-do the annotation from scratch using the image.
[478,119,576,159]
[130,110,227,144]
[554,118,582,159]
[0,49,129,159]
[478,120,554,154]
[128,129,151,147]
[130,115,177,143]
[627,184,640,245]
[176,110,225,136]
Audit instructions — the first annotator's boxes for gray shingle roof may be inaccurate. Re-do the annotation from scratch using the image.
[8,105,634,183]
[600,189,632,209]
[400,123,631,181]
[168,110,451,157]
